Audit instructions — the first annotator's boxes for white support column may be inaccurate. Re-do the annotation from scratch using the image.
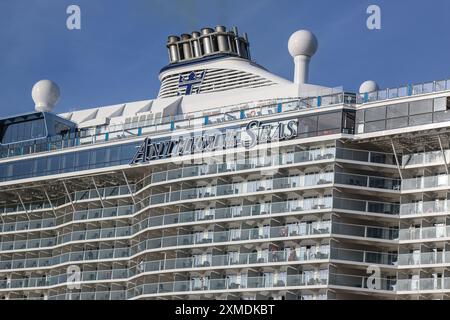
[16,192,29,220]
[438,135,449,175]
[390,139,403,180]
[122,170,136,205]
[62,180,77,213]
[91,177,104,208]
[43,189,57,218]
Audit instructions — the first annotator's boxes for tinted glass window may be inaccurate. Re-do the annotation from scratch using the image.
[409,99,433,115]
[365,120,385,133]
[409,113,433,126]
[434,111,450,123]
[365,107,386,122]
[386,117,408,130]
[0,119,46,144]
[318,112,341,131]
[61,154,75,172]
[343,111,355,133]
[75,151,90,170]
[298,116,318,134]
[434,97,449,112]
[387,103,409,118]
[0,142,142,182]
[355,110,364,123]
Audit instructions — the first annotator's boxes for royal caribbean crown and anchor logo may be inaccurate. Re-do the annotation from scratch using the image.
[177,71,206,96]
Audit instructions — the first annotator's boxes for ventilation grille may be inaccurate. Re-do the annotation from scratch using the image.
[158,68,276,98]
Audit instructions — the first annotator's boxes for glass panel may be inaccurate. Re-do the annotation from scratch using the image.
[409,113,432,126]
[365,120,385,133]
[318,112,341,131]
[386,117,408,130]
[365,107,386,122]
[387,103,409,118]
[409,99,433,115]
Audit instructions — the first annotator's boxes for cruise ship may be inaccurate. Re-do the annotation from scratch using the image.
[1,25,450,301]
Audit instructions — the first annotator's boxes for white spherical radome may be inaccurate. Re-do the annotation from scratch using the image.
[31,80,60,112]
[288,30,318,58]
[359,80,379,94]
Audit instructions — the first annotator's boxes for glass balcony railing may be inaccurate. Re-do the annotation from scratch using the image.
[0,219,399,255]
[396,277,450,292]
[334,172,401,191]
[0,221,332,253]
[402,175,450,191]
[0,196,334,234]
[0,92,351,161]
[335,148,396,165]
[1,194,402,236]
[402,150,449,167]
[0,185,134,215]
[357,78,450,104]
[137,148,336,189]
[398,251,450,266]
[3,272,399,299]
[47,291,126,300]
[331,222,399,240]
[399,225,450,241]
[400,200,450,216]
[330,247,397,266]
[126,274,329,299]
[0,171,334,217]
[134,173,334,210]
[333,198,399,215]
[0,247,130,270]
[0,249,332,288]
[0,237,56,252]
[328,273,396,291]
[0,146,407,217]
[0,242,397,273]
[0,268,130,290]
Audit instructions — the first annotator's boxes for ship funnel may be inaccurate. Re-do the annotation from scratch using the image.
[165,26,252,64]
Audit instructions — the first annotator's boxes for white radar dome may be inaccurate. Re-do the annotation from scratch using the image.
[288,29,318,58]
[32,80,60,112]
[359,80,379,94]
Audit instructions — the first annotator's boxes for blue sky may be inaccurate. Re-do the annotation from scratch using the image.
[0,0,449,117]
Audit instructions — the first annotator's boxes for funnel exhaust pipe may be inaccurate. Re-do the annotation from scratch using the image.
[180,34,193,60]
[191,31,201,57]
[167,36,180,63]
[201,28,214,55]
[215,25,229,52]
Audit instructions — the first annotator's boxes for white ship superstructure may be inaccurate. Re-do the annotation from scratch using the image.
[0,26,450,300]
